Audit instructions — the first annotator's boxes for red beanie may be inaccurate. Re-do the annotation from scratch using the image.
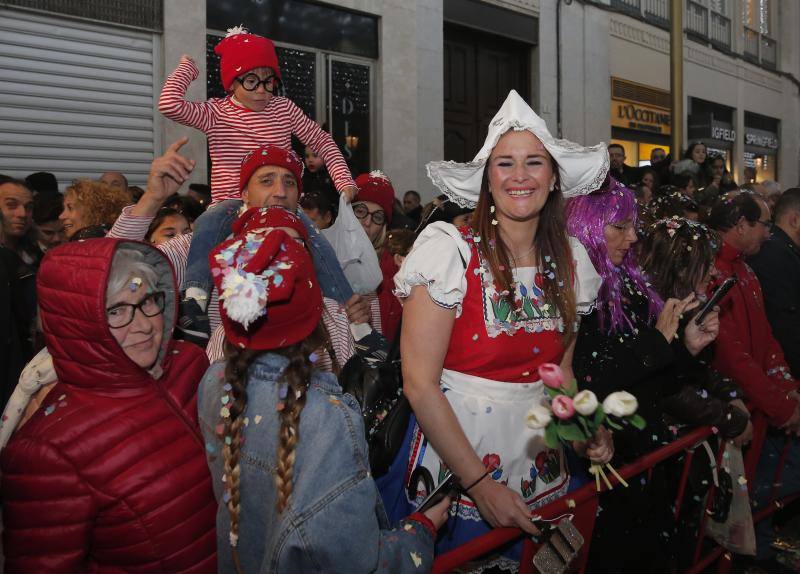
[215,27,281,92]
[210,207,322,351]
[354,171,395,225]
[240,145,304,195]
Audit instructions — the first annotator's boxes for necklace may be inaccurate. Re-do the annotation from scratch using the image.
[509,244,536,262]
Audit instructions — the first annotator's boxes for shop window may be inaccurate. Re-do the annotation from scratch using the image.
[743,151,776,183]
[612,140,672,168]
[208,0,378,60]
[638,143,670,167]
[206,33,373,175]
[328,58,371,175]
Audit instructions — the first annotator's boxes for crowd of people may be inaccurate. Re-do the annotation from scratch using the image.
[1,26,799,574]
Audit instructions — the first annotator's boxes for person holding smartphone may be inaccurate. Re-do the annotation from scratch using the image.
[567,187,748,573]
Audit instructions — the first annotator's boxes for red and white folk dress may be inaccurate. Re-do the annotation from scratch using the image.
[391,221,599,566]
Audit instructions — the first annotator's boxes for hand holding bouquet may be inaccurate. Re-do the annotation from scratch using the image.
[525,363,646,491]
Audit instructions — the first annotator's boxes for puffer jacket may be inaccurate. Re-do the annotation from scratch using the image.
[1,239,217,573]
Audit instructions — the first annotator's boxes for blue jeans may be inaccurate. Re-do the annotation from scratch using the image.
[752,433,800,559]
[182,199,354,304]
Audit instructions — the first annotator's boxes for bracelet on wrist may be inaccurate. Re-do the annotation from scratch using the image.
[463,470,491,493]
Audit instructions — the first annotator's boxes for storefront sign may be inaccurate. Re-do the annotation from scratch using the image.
[688,118,736,144]
[745,128,779,150]
[711,125,736,142]
[611,99,671,135]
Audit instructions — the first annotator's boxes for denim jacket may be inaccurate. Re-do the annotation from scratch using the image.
[198,354,434,573]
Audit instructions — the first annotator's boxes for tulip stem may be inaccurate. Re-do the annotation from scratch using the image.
[597,465,614,490]
[605,463,629,488]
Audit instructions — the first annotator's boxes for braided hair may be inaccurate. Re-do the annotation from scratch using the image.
[220,321,331,573]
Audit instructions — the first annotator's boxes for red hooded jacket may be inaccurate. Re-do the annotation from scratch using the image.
[1,239,217,573]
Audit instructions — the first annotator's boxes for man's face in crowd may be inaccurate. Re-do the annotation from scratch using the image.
[650,148,666,164]
[242,166,300,211]
[100,171,127,191]
[739,200,772,256]
[0,183,34,239]
[608,147,626,170]
[403,192,420,212]
[38,219,65,249]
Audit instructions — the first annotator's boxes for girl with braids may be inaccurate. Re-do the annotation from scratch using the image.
[377,91,614,571]
[566,186,749,573]
[198,206,449,573]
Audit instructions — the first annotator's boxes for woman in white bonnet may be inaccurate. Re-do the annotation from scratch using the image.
[378,90,614,570]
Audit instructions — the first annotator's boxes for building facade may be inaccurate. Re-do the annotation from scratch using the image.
[0,0,797,195]
[540,0,799,187]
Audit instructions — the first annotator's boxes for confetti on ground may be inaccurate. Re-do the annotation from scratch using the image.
[254,415,263,424]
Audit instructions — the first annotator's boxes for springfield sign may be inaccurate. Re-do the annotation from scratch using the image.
[611,99,671,135]
[745,129,779,150]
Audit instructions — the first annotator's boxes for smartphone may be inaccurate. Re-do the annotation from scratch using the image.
[694,277,737,325]
[416,471,459,514]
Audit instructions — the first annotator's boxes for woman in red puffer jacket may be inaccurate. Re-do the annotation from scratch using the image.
[1,238,216,573]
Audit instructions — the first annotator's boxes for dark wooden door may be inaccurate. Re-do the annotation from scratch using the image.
[444,24,530,162]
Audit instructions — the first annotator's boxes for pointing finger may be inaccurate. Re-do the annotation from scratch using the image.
[167,136,190,154]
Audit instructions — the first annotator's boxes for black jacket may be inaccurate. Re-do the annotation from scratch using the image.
[748,226,800,378]
[573,272,748,460]
[610,164,640,188]
[0,247,37,408]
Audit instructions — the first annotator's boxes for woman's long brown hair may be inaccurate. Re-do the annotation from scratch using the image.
[470,158,577,340]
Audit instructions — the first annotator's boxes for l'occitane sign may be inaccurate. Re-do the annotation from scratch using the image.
[611,99,671,135]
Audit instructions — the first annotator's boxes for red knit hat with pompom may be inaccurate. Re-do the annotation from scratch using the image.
[210,207,321,350]
[214,26,281,92]
[354,171,395,225]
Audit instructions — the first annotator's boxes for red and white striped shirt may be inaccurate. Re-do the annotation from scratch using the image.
[158,60,355,203]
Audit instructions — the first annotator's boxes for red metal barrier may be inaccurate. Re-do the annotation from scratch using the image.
[431,416,798,573]
[433,426,712,573]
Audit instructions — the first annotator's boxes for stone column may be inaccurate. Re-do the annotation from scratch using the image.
[161,0,208,188]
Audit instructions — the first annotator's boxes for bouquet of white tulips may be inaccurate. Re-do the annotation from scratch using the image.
[524,363,646,491]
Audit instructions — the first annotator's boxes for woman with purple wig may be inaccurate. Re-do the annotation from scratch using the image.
[565,179,749,573]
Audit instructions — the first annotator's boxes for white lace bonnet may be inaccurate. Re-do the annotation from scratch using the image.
[427,90,610,208]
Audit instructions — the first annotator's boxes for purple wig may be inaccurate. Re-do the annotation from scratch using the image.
[565,177,663,334]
